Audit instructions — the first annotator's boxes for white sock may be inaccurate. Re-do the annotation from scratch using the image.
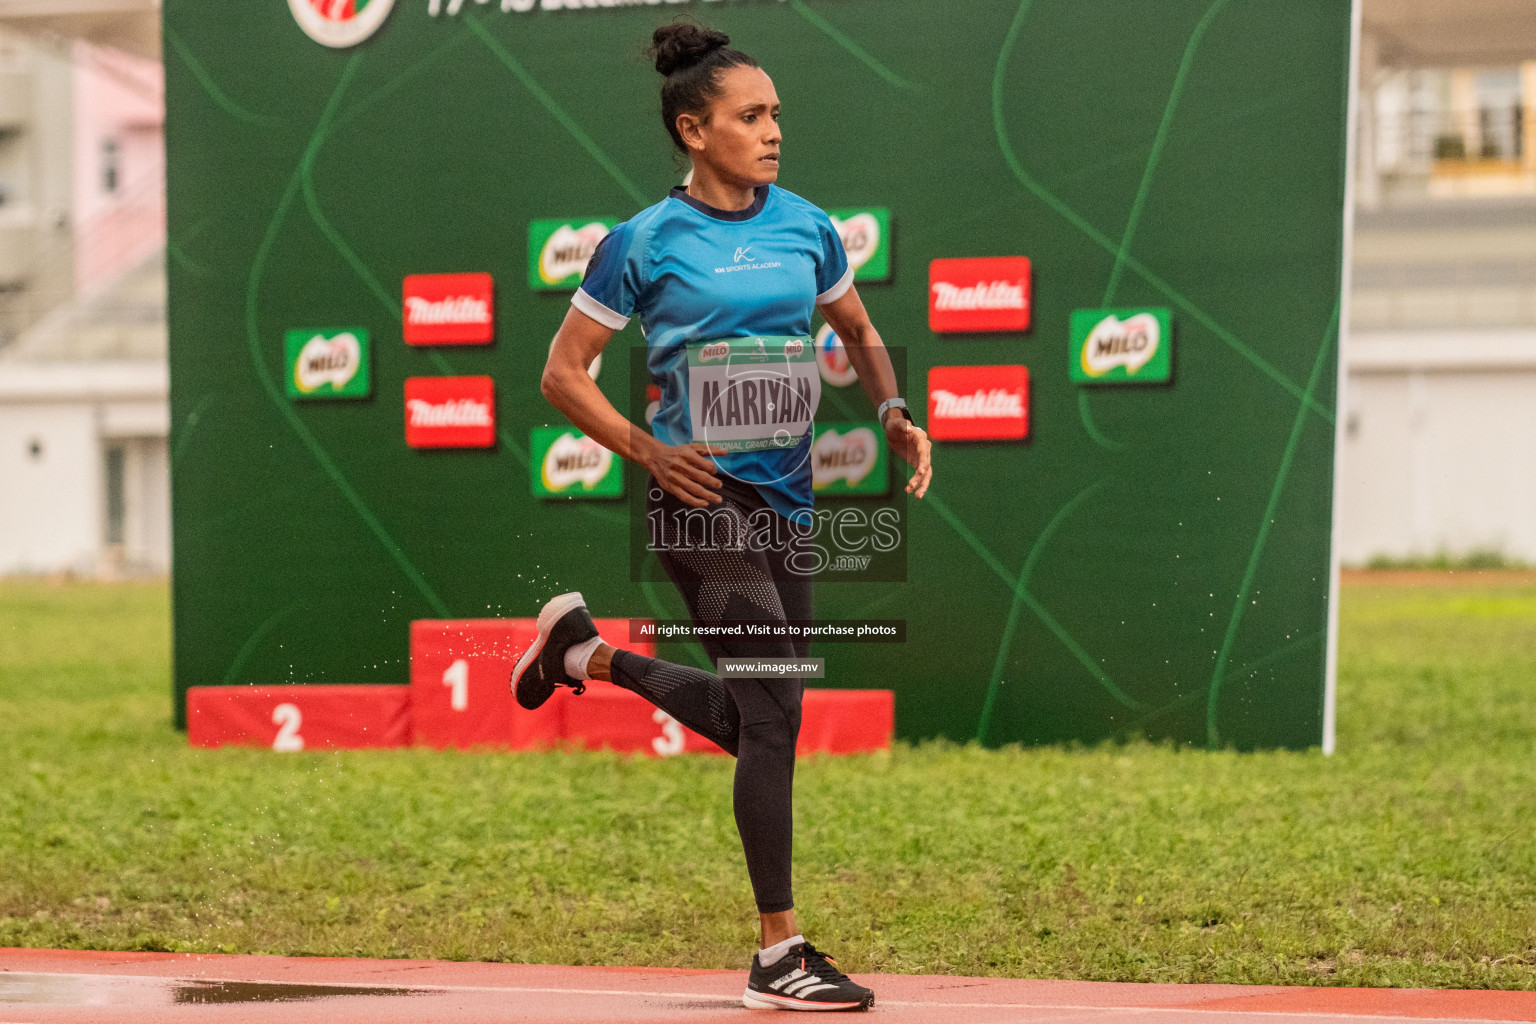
[757,934,804,967]
[563,635,604,681]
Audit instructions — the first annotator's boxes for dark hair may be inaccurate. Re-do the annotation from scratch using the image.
[648,22,760,153]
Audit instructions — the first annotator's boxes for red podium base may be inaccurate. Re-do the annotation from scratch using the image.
[562,685,893,757]
[563,686,723,756]
[187,626,893,758]
[186,685,410,751]
[410,618,653,750]
[797,688,895,755]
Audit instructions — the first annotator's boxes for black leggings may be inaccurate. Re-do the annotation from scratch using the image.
[608,475,811,914]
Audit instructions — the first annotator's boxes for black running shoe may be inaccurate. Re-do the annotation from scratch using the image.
[511,592,600,710]
[743,942,873,1012]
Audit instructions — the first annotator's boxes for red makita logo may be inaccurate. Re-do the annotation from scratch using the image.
[402,272,494,345]
[404,376,495,448]
[928,257,1032,333]
[932,389,1025,419]
[409,399,491,427]
[926,365,1029,440]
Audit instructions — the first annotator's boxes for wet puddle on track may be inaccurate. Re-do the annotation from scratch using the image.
[0,973,423,1007]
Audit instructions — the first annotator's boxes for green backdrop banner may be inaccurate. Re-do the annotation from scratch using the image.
[164,0,1351,749]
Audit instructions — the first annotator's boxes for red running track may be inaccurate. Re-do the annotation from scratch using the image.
[1,948,1533,1023]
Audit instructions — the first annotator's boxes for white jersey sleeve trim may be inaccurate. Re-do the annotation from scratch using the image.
[815,263,855,306]
[571,287,630,331]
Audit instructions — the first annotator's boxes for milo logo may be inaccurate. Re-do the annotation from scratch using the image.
[1083,314,1159,375]
[811,423,888,496]
[531,427,623,499]
[784,338,805,359]
[528,218,616,290]
[540,224,608,283]
[543,434,611,490]
[296,336,358,391]
[828,208,891,283]
[833,214,879,269]
[284,329,370,400]
[288,0,395,48]
[699,341,731,363]
[1069,308,1173,385]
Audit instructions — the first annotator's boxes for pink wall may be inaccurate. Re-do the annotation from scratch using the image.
[71,41,164,296]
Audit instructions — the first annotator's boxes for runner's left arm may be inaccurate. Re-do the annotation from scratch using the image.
[819,285,933,499]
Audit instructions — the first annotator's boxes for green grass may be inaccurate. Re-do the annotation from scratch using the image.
[1360,550,1529,571]
[2,579,1534,988]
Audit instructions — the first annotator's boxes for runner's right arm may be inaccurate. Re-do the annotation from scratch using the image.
[542,306,725,508]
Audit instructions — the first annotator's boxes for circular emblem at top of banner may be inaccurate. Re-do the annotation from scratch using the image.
[289,0,395,48]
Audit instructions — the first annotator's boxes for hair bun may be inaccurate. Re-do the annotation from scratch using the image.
[651,22,730,76]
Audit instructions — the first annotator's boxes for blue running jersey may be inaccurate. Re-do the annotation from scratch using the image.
[572,184,853,522]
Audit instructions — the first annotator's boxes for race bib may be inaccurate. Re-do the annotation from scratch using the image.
[687,336,821,453]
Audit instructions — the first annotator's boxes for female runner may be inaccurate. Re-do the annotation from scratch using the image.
[512,21,932,1013]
